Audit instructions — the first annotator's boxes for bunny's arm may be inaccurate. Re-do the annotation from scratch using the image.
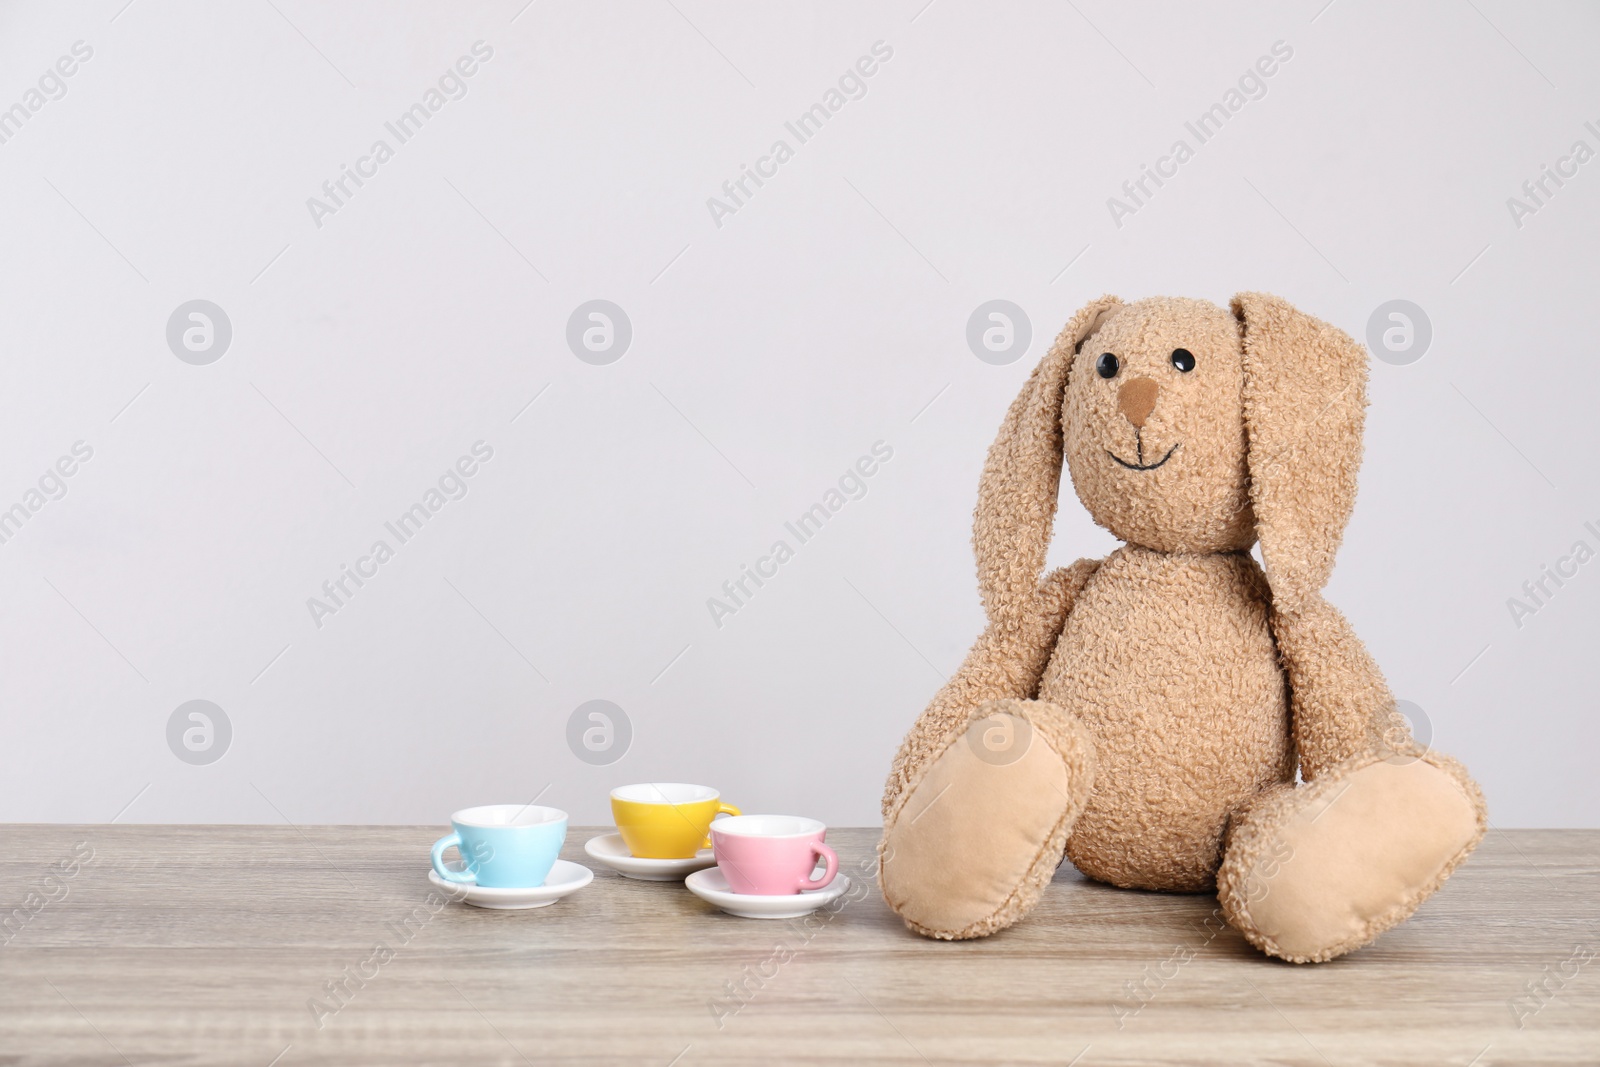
[1267,593,1399,782]
[1222,590,1488,963]
[880,558,1100,819]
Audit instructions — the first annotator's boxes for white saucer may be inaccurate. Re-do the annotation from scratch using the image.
[583,833,717,881]
[426,859,592,909]
[684,867,852,919]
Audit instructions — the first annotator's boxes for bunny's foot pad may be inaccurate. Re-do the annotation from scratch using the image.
[1218,749,1486,963]
[879,699,1096,940]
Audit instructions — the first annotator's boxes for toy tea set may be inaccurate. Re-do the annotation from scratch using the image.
[427,783,848,920]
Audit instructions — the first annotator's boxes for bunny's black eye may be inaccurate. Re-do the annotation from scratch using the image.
[1096,353,1119,379]
[1170,348,1195,373]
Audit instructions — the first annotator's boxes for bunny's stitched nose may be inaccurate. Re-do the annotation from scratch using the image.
[1118,377,1159,429]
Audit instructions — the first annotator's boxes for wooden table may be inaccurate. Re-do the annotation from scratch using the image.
[0,826,1595,1065]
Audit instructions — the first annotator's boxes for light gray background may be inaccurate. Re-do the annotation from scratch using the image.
[1,0,1594,829]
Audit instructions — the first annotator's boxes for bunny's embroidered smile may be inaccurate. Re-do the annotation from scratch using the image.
[1107,442,1178,471]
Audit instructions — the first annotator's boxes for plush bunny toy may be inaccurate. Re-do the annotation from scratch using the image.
[878,293,1486,962]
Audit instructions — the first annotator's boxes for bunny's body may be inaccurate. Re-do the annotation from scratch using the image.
[878,294,1486,963]
[1044,546,1289,891]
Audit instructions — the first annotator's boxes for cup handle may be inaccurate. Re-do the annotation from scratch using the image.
[430,831,475,884]
[798,842,838,892]
[701,802,742,850]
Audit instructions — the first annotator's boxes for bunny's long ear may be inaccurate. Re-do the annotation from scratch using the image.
[1233,292,1367,612]
[1235,292,1392,778]
[974,295,1121,623]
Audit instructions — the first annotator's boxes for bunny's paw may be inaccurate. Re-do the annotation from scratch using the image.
[1218,748,1486,963]
[879,699,1095,939]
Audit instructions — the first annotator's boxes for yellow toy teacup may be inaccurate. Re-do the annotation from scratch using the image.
[611,783,740,859]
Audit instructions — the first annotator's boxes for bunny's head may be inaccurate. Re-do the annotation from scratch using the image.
[974,293,1369,620]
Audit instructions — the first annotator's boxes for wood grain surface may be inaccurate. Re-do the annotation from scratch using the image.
[0,825,1595,1065]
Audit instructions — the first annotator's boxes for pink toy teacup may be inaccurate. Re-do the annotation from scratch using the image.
[710,815,838,896]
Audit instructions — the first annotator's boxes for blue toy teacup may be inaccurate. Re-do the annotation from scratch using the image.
[430,804,568,888]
